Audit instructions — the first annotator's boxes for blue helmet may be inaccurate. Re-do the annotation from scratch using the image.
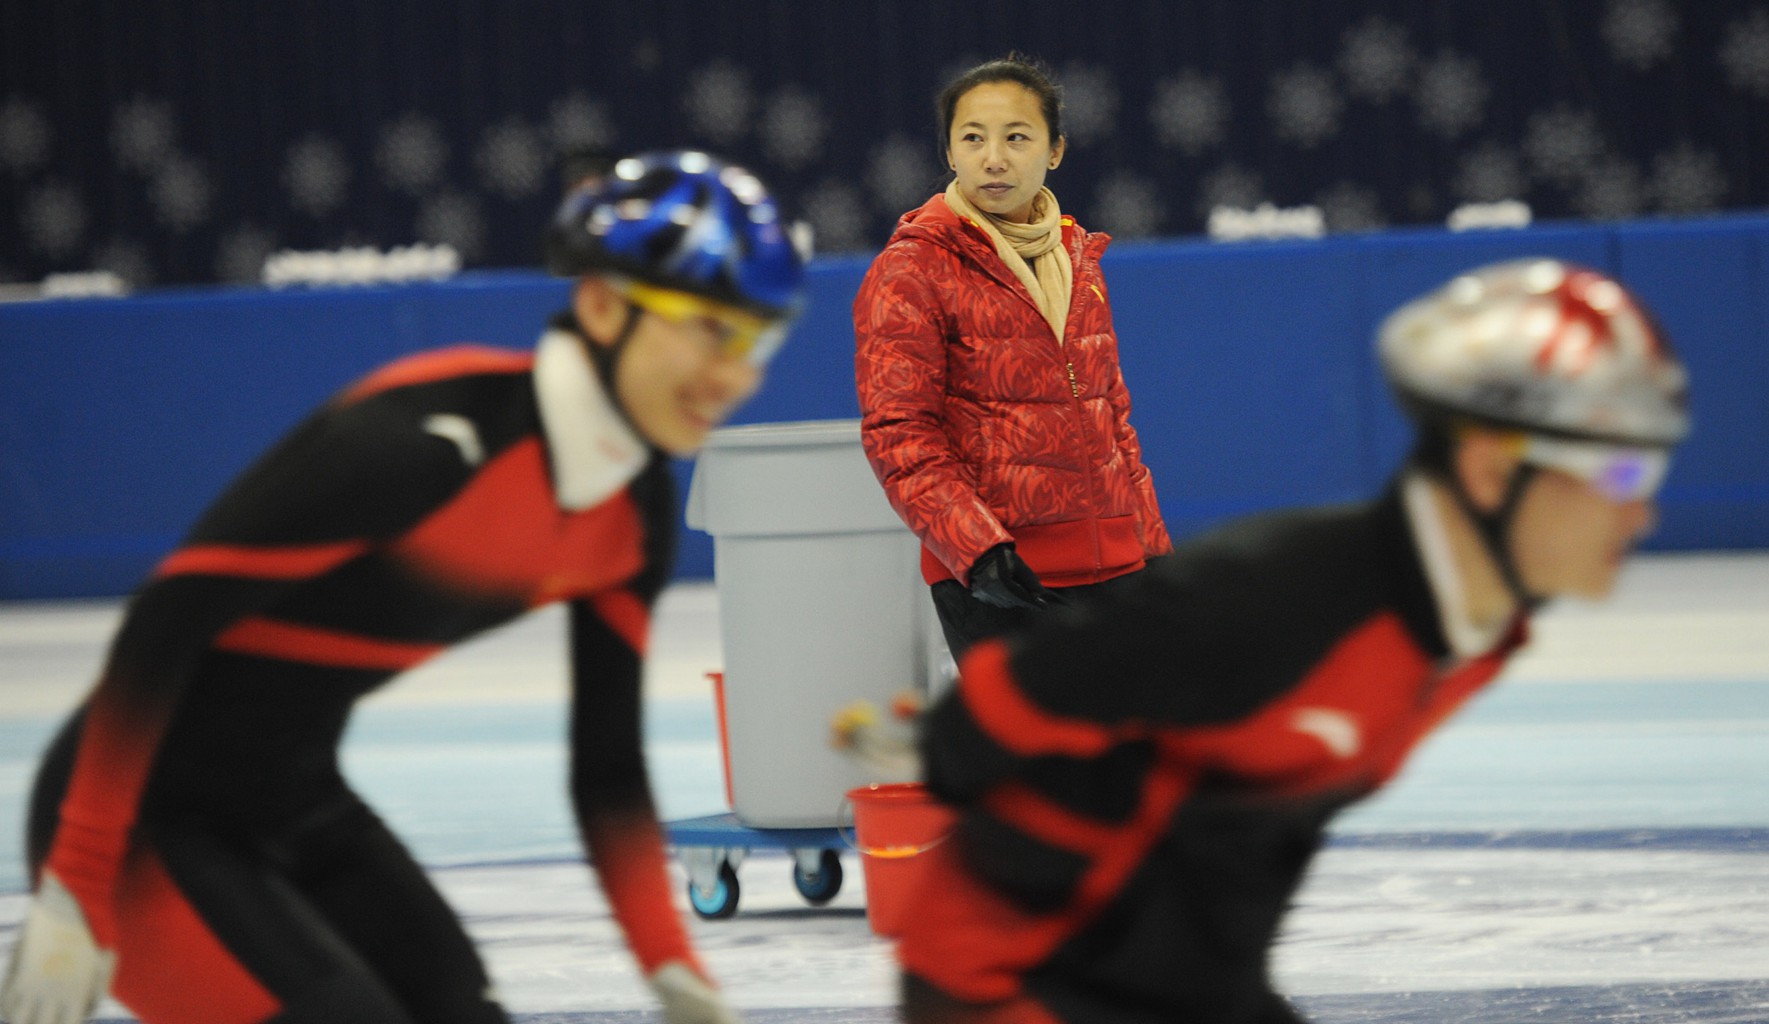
[544,150,807,321]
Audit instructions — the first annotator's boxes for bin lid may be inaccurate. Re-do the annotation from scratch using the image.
[686,419,910,536]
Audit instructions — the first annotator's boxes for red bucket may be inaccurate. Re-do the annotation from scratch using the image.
[844,782,955,937]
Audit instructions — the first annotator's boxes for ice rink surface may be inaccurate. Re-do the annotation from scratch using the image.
[1,552,1766,1023]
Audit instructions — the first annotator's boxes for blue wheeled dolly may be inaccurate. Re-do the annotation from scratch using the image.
[668,812,846,919]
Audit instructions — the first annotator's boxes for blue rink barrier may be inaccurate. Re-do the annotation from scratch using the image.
[3,214,1767,599]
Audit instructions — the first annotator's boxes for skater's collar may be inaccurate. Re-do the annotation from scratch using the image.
[1403,471,1512,659]
[534,327,648,511]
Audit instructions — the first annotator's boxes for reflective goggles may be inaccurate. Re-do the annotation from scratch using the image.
[616,279,791,367]
[1515,435,1671,502]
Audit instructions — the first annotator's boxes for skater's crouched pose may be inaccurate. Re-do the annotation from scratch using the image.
[1,151,806,1024]
[898,259,1691,1024]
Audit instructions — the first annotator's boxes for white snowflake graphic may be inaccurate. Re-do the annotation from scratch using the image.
[284,135,351,216]
[1150,71,1229,155]
[0,98,50,174]
[801,179,868,254]
[21,180,87,258]
[1415,51,1489,139]
[1573,155,1645,220]
[935,54,988,100]
[866,134,936,217]
[377,114,448,195]
[1269,63,1343,148]
[1316,181,1386,233]
[215,224,279,284]
[91,238,153,288]
[1059,62,1119,146]
[684,61,754,146]
[149,155,212,231]
[761,86,828,171]
[631,38,662,74]
[111,96,177,172]
[1602,0,1678,71]
[1719,8,1769,98]
[416,190,486,260]
[1452,141,1527,203]
[1338,16,1415,103]
[1651,142,1727,213]
[1089,171,1166,238]
[549,92,616,154]
[1196,163,1267,220]
[1525,105,1606,186]
[476,119,547,200]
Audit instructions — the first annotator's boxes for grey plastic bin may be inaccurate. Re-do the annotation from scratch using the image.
[686,419,941,828]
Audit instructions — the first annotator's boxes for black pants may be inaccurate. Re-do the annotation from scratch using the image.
[929,570,1146,662]
[28,712,507,1024]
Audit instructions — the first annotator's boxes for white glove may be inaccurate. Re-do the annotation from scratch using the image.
[0,871,115,1024]
[646,961,741,1024]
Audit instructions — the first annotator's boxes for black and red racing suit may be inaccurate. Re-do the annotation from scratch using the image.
[899,484,1528,1024]
[27,326,699,1023]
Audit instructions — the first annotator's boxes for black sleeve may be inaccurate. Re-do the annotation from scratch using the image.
[564,456,676,817]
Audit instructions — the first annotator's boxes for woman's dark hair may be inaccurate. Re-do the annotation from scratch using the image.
[935,54,1064,151]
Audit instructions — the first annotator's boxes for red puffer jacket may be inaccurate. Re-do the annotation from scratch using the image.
[855,193,1171,588]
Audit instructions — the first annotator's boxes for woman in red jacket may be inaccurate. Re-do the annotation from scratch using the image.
[855,55,1171,658]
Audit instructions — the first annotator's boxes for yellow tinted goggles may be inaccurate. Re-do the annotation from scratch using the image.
[617,280,791,366]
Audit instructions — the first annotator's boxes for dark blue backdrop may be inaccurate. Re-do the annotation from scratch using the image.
[3,212,1765,600]
[3,1,1767,287]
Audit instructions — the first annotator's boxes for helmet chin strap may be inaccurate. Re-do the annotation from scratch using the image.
[1443,461,1546,614]
[577,302,653,447]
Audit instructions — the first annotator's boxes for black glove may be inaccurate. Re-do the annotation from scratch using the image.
[968,543,1059,610]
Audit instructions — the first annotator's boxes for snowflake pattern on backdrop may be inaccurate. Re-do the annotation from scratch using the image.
[1453,142,1528,203]
[215,224,278,284]
[1573,154,1646,220]
[1414,51,1489,140]
[1150,71,1229,155]
[548,92,617,156]
[0,98,49,174]
[1525,106,1607,187]
[1316,181,1387,233]
[149,156,212,231]
[801,179,867,254]
[866,135,937,218]
[21,181,86,259]
[1197,163,1268,219]
[1089,171,1166,238]
[91,237,153,288]
[1058,63,1120,146]
[475,119,547,200]
[377,114,449,196]
[683,61,754,146]
[1269,64,1344,148]
[110,97,176,173]
[760,86,828,171]
[285,136,351,217]
[1651,143,1728,213]
[1719,8,1769,97]
[4,3,1768,286]
[1602,0,1679,71]
[1338,17,1415,103]
[416,190,485,260]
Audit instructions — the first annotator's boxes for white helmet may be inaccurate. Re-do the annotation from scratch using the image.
[1379,258,1689,448]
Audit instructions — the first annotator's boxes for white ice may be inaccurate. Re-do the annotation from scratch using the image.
[1,553,1766,1022]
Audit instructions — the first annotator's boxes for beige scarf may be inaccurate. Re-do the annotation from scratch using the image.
[944,180,1074,344]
